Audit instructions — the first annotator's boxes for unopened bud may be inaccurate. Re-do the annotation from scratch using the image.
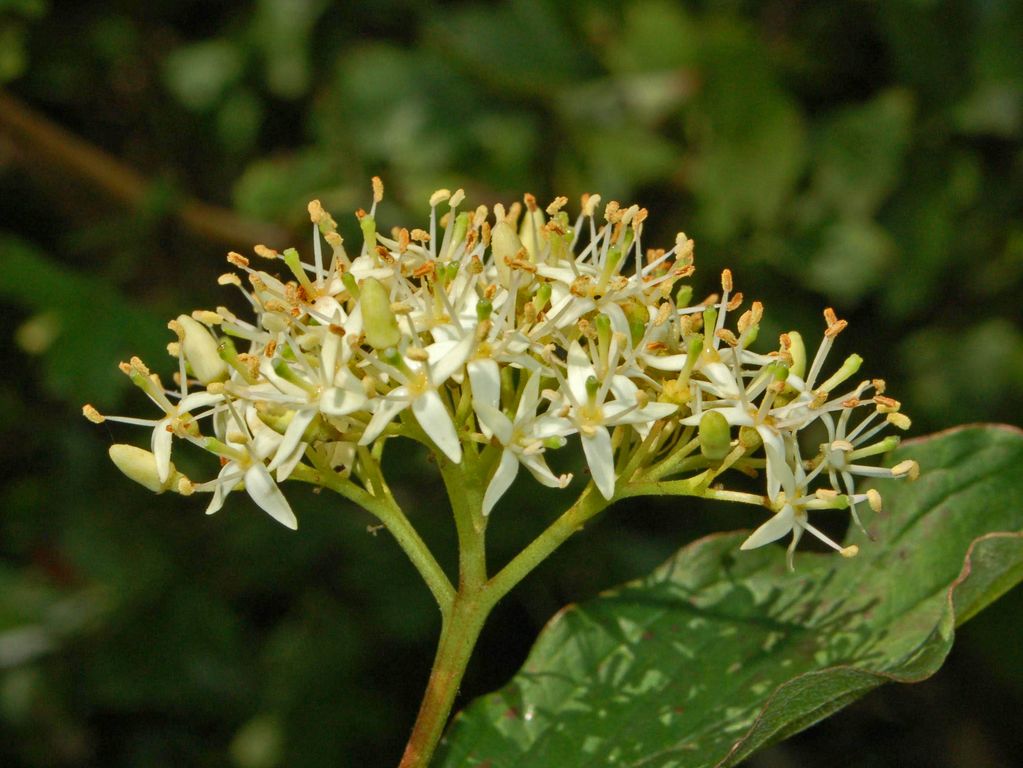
[491,221,523,283]
[177,315,229,384]
[699,410,732,460]
[519,203,545,262]
[360,278,402,349]
[786,331,806,379]
[108,444,183,494]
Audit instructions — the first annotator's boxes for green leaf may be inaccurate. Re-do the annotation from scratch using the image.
[438,426,1023,767]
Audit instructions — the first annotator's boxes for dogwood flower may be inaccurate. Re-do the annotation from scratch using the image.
[473,370,573,514]
[88,179,914,565]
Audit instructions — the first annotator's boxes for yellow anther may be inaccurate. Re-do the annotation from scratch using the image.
[892,459,920,480]
[82,404,105,423]
[867,489,883,513]
[887,412,912,430]
[545,196,568,216]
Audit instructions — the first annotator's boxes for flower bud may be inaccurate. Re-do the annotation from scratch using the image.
[491,220,523,284]
[360,278,402,349]
[108,444,183,494]
[699,410,732,460]
[786,331,806,379]
[177,315,229,384]
[446,212,470,260]
[519,204,545,262]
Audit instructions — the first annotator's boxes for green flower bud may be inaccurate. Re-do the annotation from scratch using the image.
[786,331,806,379]
[699,410,732,460]
[177,315,229,384]
[360,277,402,349]
[446,212,470,259]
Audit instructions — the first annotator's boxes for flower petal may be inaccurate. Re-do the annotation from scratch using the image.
[514,370,542,422]
[757,425,795,501]
[740,504,795,550]
[581,426,616,499]
[275,409,316,467]
[475,402,514,446]
[468,358,501,437]
[412,389,461,462]
[244,463,298,529]
[320,378,366,417]
[429,332,474,385]
[151,417,174,483]
[482,449,519,515]
[360,391,410,445]
[566,341,594,404]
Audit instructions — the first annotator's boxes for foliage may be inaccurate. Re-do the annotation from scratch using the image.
[438,427,1023,765]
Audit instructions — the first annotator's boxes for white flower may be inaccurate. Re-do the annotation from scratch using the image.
[554,339,676,499]
[473,371,574,514]
[105,357,225,484]
[740,489,860,570]
[198,405,298,530]
[360,334,475,462]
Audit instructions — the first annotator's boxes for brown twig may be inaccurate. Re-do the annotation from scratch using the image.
[0,88,291,250]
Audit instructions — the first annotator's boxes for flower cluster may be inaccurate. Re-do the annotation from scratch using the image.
[85,179,917,566]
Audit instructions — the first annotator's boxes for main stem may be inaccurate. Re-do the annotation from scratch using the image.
[399,454,492,767]
[395,455,716,766]
[398,588,492,768]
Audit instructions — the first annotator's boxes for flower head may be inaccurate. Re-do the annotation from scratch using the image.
[87,179,914,559]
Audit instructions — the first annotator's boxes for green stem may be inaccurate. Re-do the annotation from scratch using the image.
[290,463,455,619]
[486,484,609,604]
[400,454,491,768]
[438,454,488,588]
[398,589,491,768]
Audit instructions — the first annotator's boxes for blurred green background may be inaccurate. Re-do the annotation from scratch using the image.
[1,1,1022,765]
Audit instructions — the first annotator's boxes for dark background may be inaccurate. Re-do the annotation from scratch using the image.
[1,1,1021,766]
